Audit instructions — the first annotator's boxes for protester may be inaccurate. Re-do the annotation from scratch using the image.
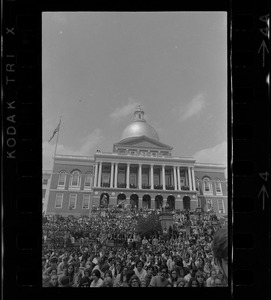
[90,269,104,287]
[43,208,227,287]
[212,226,228,286]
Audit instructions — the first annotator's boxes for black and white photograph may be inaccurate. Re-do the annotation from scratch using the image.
[42,12,228,288]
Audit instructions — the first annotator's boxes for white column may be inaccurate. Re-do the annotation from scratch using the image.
[162,165,166,190]
[114,163,118,188]
[191,167,196,191]
[94,163,98,187]
[110,163,114,188]
[177,166,181,190]
[98,162,102,188]
[126,163,130,188]
[188,167,192,191]
[138,164,142,189]
[174,166,177,190]
[150,165,154,189]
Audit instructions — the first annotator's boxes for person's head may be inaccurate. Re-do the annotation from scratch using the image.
[67,264,74,275]
[214,277,223,287]
[136,260,143,271]
[79,276,91,287]
[115,261,122,269]
[103,277,113,287]
[177,278,186,287]
[49,257,58,267]
[49,268,57,277]
[84,267,92,278]
[159,265,168,280]
[92,269,101,282]
[147,265,154,276]
[195,271,205,285]
[170,269,179,279]
[189,277,199,287]
[104,270,113,279]
[59,276,70,287]
[210,269,217,279]
[212,227,228,281]
[122,266,128,274]
[129,275,141,287]
[50,274,59,286]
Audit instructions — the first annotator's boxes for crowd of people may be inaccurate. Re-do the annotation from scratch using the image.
[42,207,228,288]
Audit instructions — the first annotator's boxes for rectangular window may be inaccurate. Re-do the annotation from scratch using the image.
[69,194,77,209]
[102,174,110,184]
[84,174,91,188]
[55,193,63,208]
[130,174,137,186]
[215,181,222,194]
[118,173,125,184]
[217,199,225,213]
[154,174,160,185]
[42,189,46,199]
[43,178,48,185]
[165,174,171,185]
[58,173,66,186]
[82,194,90,209]
[206,198,213,211]
[142,174,149,185]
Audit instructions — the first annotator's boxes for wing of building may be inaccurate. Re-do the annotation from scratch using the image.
[44,105,227,217]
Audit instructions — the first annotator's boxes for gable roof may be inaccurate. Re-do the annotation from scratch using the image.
[114,135,173,151]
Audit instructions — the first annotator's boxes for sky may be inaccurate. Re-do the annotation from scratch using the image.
[42,12,227,173]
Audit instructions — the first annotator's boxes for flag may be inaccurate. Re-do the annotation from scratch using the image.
[48,120,61,142]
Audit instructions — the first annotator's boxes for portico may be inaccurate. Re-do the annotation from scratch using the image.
[93,160,196,192]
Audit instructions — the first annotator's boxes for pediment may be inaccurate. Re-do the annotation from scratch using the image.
[114,136,172,150]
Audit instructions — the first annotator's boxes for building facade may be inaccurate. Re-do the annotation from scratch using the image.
[45,106,227,217]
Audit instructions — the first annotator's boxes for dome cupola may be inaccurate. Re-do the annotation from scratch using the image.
[120,105,159,141]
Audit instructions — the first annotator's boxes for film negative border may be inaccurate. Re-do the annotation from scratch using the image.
[2,0,270,299]
[232,1,270,299]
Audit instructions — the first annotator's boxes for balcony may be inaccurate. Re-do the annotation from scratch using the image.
[181,186,190,191]
[117,183,126,188]
[154,184,163,190]
[102,183,110,188]
[142,184,151,189]
[166,184,174,190]
[129,183,138,189]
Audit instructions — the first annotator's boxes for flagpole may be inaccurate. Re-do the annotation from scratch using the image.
[45,116,62,215]
[53,116,62,161]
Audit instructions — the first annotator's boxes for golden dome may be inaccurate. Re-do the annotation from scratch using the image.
[120,105,159,141]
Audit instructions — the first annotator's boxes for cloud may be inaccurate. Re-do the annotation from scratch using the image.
[193,141,227,165]
[42,129,104,170]
[178,93,206,121]
[110,97,140,120]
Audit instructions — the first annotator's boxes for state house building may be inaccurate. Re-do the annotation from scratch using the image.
[45,106,227,217]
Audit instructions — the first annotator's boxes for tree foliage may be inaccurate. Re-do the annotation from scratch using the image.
[135,213,162,238]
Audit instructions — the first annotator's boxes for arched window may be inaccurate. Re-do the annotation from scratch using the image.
[215,178,222,194]
[84,172,92,189]
[58,171,66,188]
[70,171,81,188]
[203,177,212,194]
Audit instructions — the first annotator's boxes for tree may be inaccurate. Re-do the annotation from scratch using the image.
[135,213,162,238]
